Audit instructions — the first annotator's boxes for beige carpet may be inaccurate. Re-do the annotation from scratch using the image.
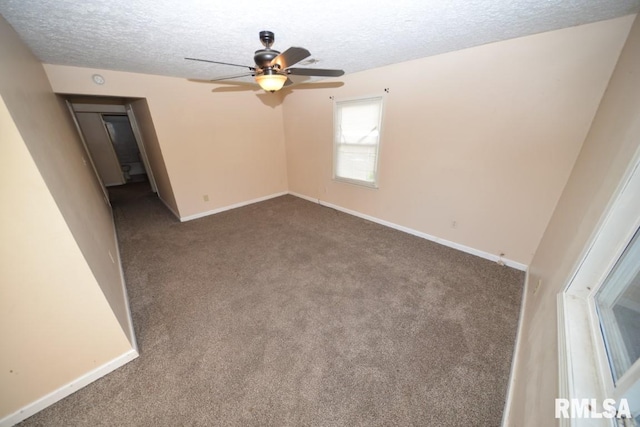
[20,183,524,426]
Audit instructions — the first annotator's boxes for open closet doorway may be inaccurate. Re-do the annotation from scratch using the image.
[66,96,159,201]
[102,114,148,184]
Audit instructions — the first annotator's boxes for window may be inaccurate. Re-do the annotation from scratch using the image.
[333,96,384,187]
[595,228,640,387]
[558,156,640,425]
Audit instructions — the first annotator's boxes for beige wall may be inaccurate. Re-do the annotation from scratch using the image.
[0,15,136,419]
[129,98,179,213]
[0,16,135,342]
[281,16,634,266]
[507,14,640,426]
[44,65,289,219]
[0,94,132,418]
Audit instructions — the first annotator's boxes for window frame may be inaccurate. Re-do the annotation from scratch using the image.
[332,95,385,189]
[558,151,640,426]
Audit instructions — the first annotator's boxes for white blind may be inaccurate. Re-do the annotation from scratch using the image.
[334,97,383,186]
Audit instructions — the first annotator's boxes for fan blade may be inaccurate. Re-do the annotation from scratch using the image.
[270,47,310,69]
[189,78,254,85]
[211,85,260,93]
[284,82,345,90]
[283,78,295,87]
[286,68,345,77]
[209,72,255,82]
[212,80,257,86]
[185,57,255,71]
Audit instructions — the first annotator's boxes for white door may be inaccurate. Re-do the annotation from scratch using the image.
[75,112,125,186]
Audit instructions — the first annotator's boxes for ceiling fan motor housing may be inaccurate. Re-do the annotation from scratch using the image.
[253,49,280,69]
[255,31,279,70]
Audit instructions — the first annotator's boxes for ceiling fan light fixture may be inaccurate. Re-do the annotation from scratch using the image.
[255,73,287,92]
[186,31,344,93]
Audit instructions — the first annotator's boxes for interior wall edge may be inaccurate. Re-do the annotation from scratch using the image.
[111,219,138,349]
[501,271,531,426]
[158,195,182,220]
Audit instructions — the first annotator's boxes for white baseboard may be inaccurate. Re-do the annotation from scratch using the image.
[180,191,288,222]
[288,191,528,271]
[0,349,139,427]
[288,192,320,204]
[501,272,530,426]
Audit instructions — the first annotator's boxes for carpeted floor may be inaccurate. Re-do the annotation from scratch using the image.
[20,183,524,426]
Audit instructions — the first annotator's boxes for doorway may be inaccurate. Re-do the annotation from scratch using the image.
[102,114,147,184]
[66,97,158,199]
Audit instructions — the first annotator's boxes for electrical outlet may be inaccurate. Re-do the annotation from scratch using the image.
[452,220,457,229]
[203,194,209,202]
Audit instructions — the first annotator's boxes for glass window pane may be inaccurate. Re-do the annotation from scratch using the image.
[336,145,377,183]
[334,97,383,186]
[595,226,640,383]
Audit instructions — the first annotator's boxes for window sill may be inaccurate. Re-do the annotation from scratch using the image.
[333,176,378,189]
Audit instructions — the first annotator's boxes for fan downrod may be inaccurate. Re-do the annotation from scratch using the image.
[259,31,275,48]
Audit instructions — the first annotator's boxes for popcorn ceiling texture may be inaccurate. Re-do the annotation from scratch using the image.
[1,0,639,81]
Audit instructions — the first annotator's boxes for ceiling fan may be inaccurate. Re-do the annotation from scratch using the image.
[186,31,344,92]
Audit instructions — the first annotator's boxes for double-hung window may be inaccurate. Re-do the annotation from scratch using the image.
[558,154,640,425]
[333,96,384,188]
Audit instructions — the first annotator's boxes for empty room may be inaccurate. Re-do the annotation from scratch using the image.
[1,1,639,426]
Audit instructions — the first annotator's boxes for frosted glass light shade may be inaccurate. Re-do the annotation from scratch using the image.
[255,74,287,92]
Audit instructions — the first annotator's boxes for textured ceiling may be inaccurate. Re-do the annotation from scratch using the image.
[1,0,639,82]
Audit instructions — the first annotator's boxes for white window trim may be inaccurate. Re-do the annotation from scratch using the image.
[332,95,385,189]
[558,148,640,426]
